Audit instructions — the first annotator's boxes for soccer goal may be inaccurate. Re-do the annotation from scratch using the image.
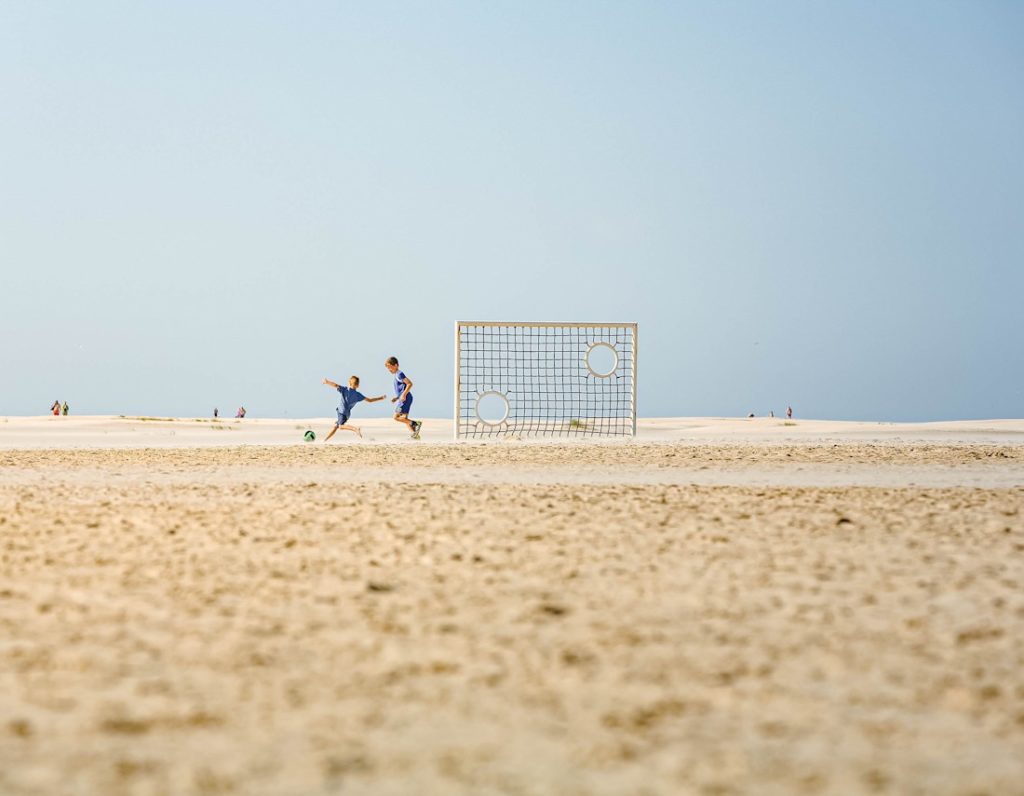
[454,321,638,439]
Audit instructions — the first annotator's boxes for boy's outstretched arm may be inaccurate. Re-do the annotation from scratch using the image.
[363,394,387,403]
[323,378,340,389]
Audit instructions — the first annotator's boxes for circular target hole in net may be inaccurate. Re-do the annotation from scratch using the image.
[475,391,510,426]
[585,342,618,378]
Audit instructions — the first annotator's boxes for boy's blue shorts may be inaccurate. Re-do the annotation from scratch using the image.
[335,411,350,426]
[394,395,413,416]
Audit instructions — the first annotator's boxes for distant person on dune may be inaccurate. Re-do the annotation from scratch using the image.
[321,376,385,441]
[787,406,793,419]
[385,356,422,439]
[213,407,219,419]
[51,400,60,416]
[62,401,69,416]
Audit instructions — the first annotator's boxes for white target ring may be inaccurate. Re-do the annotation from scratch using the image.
[475,390,511,426]
[585,342,619,378]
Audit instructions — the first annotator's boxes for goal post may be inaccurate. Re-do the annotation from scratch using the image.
[454,321,638,439]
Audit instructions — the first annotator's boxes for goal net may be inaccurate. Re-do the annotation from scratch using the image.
[455,322,637,439]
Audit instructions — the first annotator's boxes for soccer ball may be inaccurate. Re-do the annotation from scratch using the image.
[303,429,316,442]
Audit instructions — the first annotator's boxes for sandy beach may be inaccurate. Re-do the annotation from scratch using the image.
[1,417,1023,794]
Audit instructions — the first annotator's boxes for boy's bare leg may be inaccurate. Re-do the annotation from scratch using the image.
[394,414,415,430]
[324,424,361,441]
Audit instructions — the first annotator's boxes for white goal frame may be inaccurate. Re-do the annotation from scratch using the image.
[454,321,638,439]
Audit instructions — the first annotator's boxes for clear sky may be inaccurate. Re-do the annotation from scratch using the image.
[2,2,1021,420]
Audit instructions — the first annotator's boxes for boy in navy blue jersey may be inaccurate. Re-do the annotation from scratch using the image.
[385,356,422,439]
[321,376,385,441]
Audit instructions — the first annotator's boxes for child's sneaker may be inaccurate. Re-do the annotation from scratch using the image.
[412,421,422,439]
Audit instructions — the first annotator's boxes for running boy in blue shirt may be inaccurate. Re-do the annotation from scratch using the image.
[321,376,385,441]
[385,356,422,439]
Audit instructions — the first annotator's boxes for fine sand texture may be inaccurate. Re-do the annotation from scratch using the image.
[1,422,1023,794]
[1,415,1023,449]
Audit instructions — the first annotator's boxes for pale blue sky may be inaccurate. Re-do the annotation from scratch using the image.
[2,2,1022,420]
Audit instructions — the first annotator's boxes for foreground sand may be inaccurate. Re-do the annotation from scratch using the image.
[1,432,1023,794]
